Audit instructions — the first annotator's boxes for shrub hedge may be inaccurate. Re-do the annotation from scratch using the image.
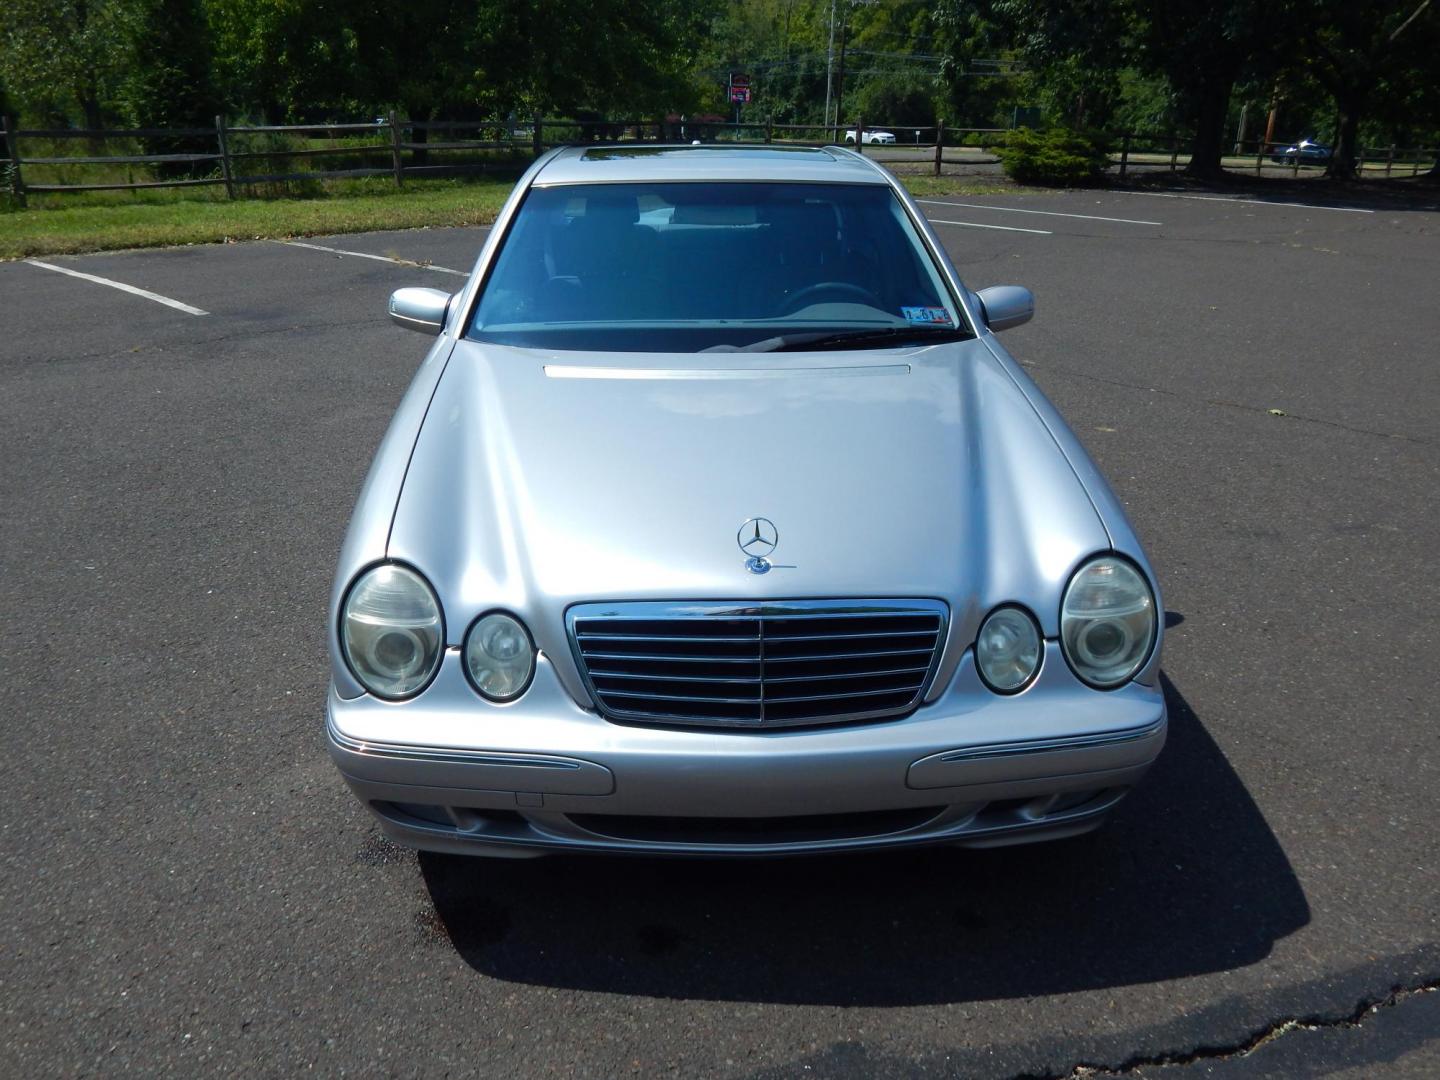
[997,128,1111,186]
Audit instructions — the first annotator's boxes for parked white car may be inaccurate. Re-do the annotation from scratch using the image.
[844,129,896,145]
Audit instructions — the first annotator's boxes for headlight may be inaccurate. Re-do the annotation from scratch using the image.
[464,612,535,701]
[340,564,444,700]
[1060,555,1156,688]
[975,606,1042,693]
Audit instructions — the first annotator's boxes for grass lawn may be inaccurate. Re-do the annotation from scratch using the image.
[893,174,1027,199]
[0,178,517,259]
[1,172,1019,260]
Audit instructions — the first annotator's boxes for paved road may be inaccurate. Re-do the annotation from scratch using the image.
[829,143,1359,180]
[2,184,1438,1077]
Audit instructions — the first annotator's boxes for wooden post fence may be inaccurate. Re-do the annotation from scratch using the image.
[2,115,24,206]
[214,115,236,199]
[387,110,404,186]
[5,117,1427,196]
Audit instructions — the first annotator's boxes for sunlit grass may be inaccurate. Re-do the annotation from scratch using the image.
[0,177,515,259]
[0,170,1039,259]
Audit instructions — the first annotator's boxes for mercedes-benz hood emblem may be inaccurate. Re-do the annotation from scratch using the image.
[738,517,779,573]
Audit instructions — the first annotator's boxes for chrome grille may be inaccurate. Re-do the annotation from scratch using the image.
[567,600,948,728]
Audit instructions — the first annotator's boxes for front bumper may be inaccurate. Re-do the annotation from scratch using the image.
[327,642,1166,858]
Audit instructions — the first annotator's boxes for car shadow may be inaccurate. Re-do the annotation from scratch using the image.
[418,673,1308,1005]
[1121,171,1440,213]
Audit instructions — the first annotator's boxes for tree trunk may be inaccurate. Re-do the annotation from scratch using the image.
[80,93,104,154]
[1184,73,1233,179]
[1326,95,1363,179]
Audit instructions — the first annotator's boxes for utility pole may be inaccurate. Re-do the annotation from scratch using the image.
[824,0,837,130]
[1262,83,1280,156]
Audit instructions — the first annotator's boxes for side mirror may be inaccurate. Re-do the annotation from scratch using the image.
[974,285,1034,332]
[388,287,452,335]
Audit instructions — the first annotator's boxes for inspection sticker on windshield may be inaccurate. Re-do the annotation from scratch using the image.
[902,306,952,325]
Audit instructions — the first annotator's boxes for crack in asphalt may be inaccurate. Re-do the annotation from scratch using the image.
[1030,982,1440,1079]
[1020,359,1435,448]
[3,317,379,371]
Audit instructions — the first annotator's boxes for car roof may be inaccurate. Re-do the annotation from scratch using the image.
[532,144,891,187]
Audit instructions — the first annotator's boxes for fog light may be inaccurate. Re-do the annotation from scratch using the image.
[975,606,1042,693]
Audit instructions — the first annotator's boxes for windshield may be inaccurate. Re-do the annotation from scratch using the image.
[468,181,967,352]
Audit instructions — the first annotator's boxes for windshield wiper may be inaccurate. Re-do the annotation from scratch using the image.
[702,325,972,354]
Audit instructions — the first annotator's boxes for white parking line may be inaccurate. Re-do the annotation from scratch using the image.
[277,240,470,276]
[25,259,209,315]
[919,199,1161,225]
[1111,190,1374,214]
[926,218,1052,235]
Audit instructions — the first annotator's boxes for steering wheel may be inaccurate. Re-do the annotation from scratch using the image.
[780,281,883,314]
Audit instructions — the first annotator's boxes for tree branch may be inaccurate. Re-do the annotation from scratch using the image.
[1390,0,1432,42]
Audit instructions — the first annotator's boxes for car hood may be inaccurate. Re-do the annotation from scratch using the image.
[388,337,1110,691]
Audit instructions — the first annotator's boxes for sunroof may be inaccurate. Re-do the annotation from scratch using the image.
[580,145,831,162]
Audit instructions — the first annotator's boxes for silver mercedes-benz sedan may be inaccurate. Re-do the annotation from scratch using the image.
[327,144,1166,858]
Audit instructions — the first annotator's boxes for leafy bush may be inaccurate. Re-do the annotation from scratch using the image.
[854,72,938,129]
[997,128,1111,186]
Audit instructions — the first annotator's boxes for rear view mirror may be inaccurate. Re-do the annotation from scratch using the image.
[388,287,452,335]
[975,285,1035,332]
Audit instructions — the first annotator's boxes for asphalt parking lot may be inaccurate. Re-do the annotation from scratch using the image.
[3,182,1438,1077]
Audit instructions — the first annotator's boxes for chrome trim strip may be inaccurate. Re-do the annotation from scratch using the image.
[589,670,759,683]
[544,364,911,381]
[327,717,582,771]
[579,633,758,643]
[581,647,934,664]
[763,683,926,704]
[581,651,762,663]
[761,665,933,683]
[937,719,1166,763]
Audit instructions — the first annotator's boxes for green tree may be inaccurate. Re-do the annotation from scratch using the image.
[1132,0,1297,177]
[123,0,222,172]
[944,0,1129,128]
[477,0,717,117]
[0,0,140,127]
[965,0,1299,177]
[125,0,222,126]
[1294,0,1439,178]
[695,0,831,123]
[205,0,357,123]
[204,0,715,127]
[854,70,939,128]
